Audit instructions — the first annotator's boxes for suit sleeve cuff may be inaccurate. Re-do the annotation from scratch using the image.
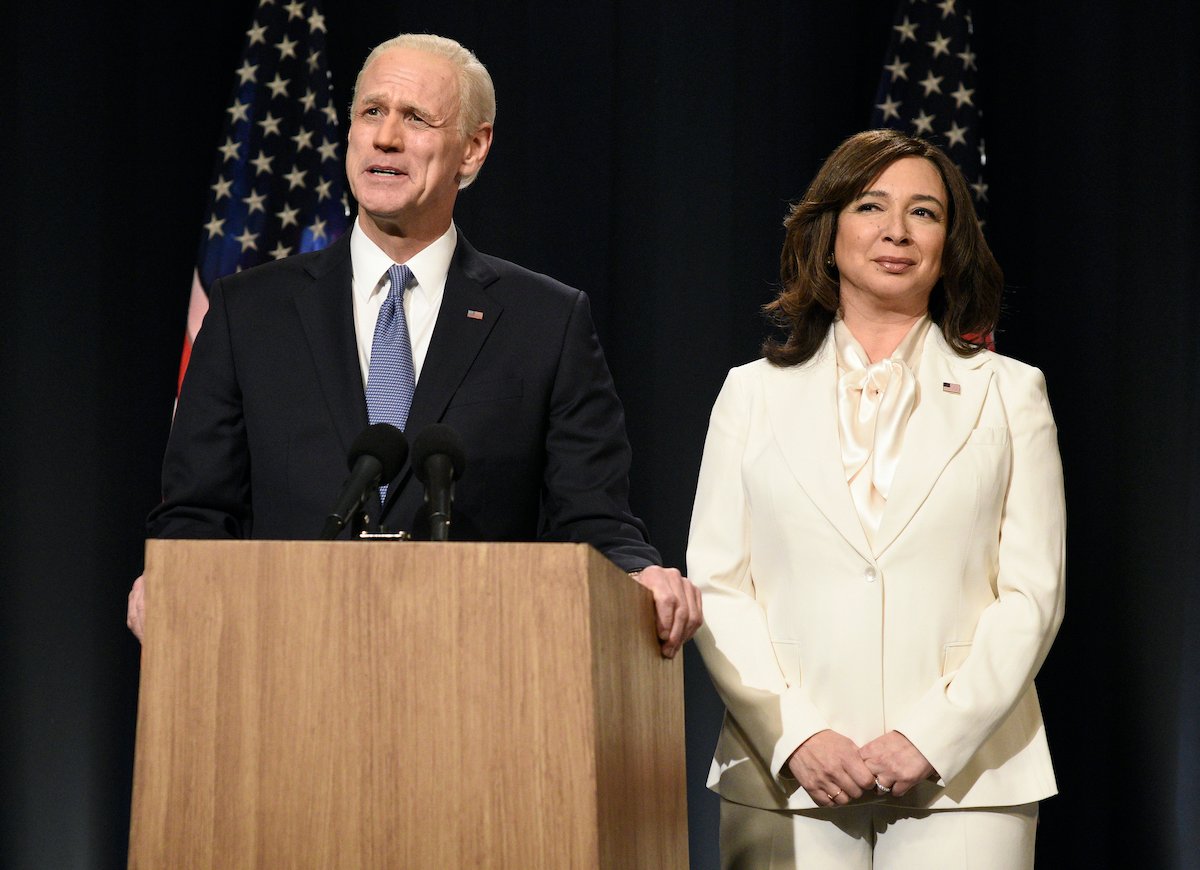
[768,687,829,787]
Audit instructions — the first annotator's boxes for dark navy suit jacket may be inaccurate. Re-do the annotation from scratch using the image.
[148,230,660,571]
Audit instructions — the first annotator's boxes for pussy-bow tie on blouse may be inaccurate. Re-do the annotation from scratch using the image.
[836,341,919,541]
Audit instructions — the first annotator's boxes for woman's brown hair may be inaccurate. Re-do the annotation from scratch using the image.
[762,128,1002,366]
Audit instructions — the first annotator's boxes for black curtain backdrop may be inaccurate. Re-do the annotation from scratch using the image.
[4,2,1198,868]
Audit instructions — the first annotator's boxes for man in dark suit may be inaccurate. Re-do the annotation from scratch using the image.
[127,33,700,657]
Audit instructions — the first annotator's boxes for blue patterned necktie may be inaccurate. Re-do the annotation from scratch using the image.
[365,263,416,503]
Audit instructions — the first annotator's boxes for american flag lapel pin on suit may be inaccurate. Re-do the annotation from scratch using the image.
[466,309,484,320]
[942,382,961,394]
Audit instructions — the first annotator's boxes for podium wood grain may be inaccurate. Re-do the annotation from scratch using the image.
[129,541,687,869]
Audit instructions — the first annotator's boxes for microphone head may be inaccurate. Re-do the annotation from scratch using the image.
[348,423,409,481]
[411,423,466,483]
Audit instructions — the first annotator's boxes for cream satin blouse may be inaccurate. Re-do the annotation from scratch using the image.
[834,315,932,550]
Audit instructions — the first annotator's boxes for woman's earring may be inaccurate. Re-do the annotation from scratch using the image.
[825,253,836,269]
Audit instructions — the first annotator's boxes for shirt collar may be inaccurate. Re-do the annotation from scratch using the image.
[350,218,458,301]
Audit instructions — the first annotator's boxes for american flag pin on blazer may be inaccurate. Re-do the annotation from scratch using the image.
[466,309,484,320]
[942,382,961,394]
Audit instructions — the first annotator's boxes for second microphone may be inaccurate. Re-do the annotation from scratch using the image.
[411,423,466,542]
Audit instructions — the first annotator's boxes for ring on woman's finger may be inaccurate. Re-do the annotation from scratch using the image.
[874,778,891,794]
[829,788,842,800]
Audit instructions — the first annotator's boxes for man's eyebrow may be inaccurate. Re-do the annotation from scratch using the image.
[354,91,419,109]
[354,92,445,123]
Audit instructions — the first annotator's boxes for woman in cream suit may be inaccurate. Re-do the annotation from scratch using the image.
[689,129,1065,869]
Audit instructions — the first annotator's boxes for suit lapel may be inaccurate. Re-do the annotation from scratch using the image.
[872,329,991,555]
[291,233,368,457]
[764,335,875,563]
[383,234,502,509]
[403,237,502,435]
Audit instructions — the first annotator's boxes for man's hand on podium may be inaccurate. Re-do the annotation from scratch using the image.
[630,566,703,659]
[127,575,145,642]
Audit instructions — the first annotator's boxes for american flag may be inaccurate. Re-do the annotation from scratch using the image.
[179,0,350,389]
[870,0,987,224]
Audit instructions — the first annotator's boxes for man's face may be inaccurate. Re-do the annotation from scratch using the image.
[346,47,488,231]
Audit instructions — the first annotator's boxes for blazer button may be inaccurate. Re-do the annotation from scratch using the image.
[864,566,877,583]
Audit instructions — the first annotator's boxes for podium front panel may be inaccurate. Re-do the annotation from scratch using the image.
[129,540,687,868]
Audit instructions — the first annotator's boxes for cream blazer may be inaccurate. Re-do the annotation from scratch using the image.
[688,326,1065,812]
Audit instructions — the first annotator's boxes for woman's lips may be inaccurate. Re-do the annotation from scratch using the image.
[874,257,915,273]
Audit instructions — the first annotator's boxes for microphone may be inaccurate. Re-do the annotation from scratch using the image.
[411,423,466,542]
[320,423,409,540]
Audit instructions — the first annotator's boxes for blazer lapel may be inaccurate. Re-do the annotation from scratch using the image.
[291,233,368,457]
[764,335,875,564]
[382,234,502,508]
[872,329,991,555]
[403,237,502,435]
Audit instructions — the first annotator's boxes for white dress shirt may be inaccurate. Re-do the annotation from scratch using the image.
[349,219,457,387]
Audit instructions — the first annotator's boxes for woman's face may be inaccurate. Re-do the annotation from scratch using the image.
[833,156,947,318]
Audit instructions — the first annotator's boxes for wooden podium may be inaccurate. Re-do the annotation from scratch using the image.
[129,540,688,869]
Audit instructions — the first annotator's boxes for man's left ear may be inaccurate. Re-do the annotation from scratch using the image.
[460,123,494,176]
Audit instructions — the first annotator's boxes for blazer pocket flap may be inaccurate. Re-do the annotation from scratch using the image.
[966,426,1009,446]
[941,641,973,675]
[447,377,524,409]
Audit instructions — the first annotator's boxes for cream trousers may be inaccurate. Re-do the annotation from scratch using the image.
[720,799,1038,870]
